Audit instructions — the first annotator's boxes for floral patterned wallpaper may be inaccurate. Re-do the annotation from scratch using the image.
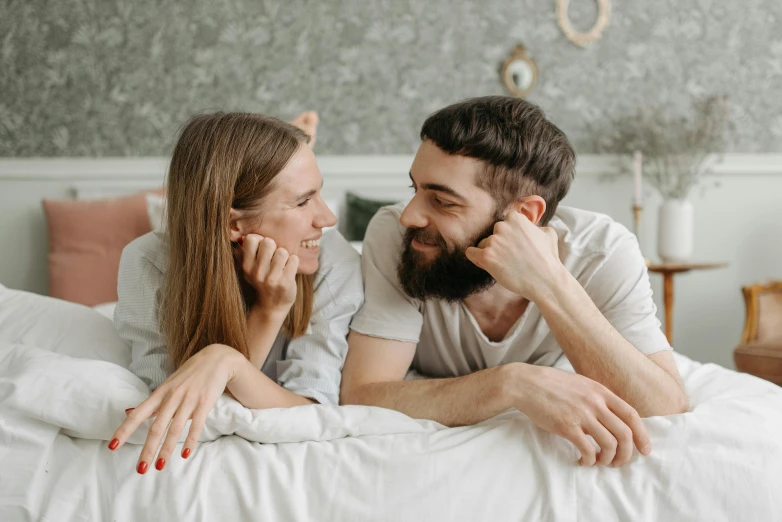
[1,0,780,156]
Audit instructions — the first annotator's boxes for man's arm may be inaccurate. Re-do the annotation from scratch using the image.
[465,211,688,417]
[340,331,518,426]
[341,331,653,466]
[536,268,688,417]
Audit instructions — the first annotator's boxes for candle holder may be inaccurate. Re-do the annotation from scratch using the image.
[632,203,651,266]
[632,204,642,238]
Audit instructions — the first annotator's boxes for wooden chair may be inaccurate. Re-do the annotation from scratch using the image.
[734,281,782,385]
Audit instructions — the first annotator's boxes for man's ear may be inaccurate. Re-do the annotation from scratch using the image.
[507,196,547,225]
[228,208,244,242]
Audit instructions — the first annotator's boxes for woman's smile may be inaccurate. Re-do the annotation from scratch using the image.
[299,236,321,253]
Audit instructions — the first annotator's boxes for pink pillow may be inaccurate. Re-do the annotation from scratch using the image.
[42,190,161,306]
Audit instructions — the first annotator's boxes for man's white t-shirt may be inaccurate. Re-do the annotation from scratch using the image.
[349,202,671,378]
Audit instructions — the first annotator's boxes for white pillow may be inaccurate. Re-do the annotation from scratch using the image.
[92,301,117,320]
[0,285,130,368]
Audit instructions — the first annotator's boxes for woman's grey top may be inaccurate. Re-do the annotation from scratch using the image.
[114,228,363,405]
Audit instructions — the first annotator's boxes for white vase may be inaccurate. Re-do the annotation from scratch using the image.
[657,199,694,264]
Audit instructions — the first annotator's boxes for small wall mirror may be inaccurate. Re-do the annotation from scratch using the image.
[501,44,538,98]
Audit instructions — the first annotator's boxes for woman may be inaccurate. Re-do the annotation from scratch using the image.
[108,112,363,475]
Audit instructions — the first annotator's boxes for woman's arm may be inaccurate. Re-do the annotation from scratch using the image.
[109,343,313,475]
[227,348,314,408]
[245,306,288,369]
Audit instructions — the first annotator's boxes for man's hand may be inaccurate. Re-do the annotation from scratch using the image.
[465,211,563,300]
[509,363,652,467]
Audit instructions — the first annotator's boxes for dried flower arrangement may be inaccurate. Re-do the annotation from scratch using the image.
[595,95,734,199]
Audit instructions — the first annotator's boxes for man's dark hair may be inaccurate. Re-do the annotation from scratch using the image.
[420,96,575,225]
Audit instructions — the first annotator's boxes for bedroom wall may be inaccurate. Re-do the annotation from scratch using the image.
[1,1,781,371]
[1,0,781,156]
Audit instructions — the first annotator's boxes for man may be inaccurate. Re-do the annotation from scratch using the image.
[341,96,688,468]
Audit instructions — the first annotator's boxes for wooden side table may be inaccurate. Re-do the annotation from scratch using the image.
[646,262,728,344]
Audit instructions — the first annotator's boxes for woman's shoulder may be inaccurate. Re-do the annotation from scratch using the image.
[312,229,363,304]
[316,229,360,272]
[115,230,170,330]
[120,229,170,278]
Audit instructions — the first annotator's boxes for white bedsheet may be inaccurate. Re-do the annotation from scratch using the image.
[2,287,782,521]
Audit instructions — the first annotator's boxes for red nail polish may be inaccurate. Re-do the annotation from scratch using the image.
[137,461,148,474]
[108,438,119,450]
[182,448,191,459]
[155,458,166,471]
[125,408,134,414]
[237,236,244,245]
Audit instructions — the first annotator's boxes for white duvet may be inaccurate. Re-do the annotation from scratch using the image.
[1,287,782,521]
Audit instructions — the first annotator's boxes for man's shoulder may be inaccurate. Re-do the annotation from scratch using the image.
[550,205,636,258]
[370,201,407,228]
[362,202,407,255]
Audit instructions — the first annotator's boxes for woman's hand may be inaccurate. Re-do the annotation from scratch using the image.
[237,234,299,316]
[107,343,242,474]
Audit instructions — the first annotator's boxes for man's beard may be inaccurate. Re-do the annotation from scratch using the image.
[396,211,503,302]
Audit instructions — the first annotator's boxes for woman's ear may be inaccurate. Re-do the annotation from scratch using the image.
[228,208,244,242]
[508,196,547,225]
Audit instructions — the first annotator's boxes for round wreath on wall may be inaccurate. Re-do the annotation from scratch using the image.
[556,0,611,48]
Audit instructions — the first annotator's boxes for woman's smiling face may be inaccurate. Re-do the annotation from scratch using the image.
[231,145,337,274]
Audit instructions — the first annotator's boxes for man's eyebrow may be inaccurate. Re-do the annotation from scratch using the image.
[409,171,465,201]
[293,179,324,200]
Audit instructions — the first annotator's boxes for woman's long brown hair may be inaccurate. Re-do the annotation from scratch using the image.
[162,112,314,370]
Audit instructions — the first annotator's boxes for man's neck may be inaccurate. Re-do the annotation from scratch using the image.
[462,284,529,342]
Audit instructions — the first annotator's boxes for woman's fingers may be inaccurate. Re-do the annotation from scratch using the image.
[238,234,261,271]
[597,406,636,466]
[154,399,197,471]
[583,417,618,466]
[135,394,182,474]
[256,237,277,264]
[110,346,236,475]
[109,393,163,451]
[268,247,289,280]
[252,237,277,281]
[240,235,260,274]
[282,254,299,280]
[182,405,209,460]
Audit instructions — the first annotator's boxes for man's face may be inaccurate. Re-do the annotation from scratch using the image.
[397,140,505,302]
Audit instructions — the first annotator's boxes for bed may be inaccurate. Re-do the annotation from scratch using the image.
[2,284,782,521]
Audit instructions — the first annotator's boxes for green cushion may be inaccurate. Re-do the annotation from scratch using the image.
[344,192,398,241]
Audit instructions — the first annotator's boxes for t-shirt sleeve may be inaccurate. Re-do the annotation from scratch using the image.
[349,206,424,343]
[584,236,672,355]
